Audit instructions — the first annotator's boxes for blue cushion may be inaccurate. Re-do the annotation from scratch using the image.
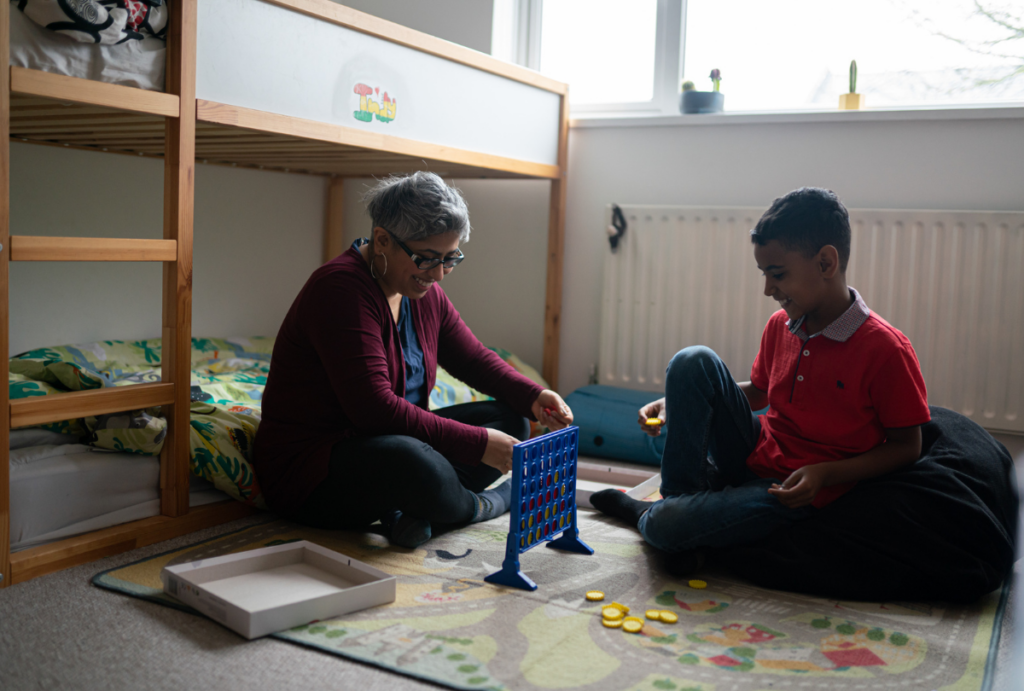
[564,385,665,466]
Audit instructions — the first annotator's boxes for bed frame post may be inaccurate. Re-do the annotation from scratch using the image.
[542,91,569,391]
[324,177,346,263]
[160,0,197,518]
[1,0,13,588]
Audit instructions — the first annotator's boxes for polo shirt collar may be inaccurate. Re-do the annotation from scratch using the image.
[787,288,870,343]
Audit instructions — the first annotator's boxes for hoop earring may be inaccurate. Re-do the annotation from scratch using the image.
[370,252,388,280]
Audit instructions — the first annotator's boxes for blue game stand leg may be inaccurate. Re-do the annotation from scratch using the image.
[546,528,593,555]
[484,535,538,591]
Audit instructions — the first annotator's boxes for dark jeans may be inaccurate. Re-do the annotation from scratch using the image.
[638,346,816,552]
[293,401,530,530]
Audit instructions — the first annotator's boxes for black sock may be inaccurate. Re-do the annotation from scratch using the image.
[381,510,432,548]
[590,489,648,529]
[471,479,513,523]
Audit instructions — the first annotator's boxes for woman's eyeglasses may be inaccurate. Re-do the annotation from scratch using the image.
[388,230,465,270]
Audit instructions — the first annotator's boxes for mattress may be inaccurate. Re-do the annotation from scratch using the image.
[8,2,166,92]
[10,441,229,552]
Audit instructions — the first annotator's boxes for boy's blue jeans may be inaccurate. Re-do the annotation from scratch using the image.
[638,346,816,553]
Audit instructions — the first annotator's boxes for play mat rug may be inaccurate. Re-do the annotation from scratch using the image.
[9,337,548,510]
[93,511,1007,691]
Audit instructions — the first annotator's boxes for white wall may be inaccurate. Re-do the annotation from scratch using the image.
[9,143,324,355]
[557,117,1024,394]
[332,0,493,54]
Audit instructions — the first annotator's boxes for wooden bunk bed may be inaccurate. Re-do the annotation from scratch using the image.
[0,0,569,587]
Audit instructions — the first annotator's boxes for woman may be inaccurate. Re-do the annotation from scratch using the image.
[253,172,572,548]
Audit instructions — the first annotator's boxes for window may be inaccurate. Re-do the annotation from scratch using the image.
[516,0,1024,115]
[495,0,683,115]
[540,0,659,105]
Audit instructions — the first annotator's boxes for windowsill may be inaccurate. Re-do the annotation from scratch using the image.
[569,103,1024,128]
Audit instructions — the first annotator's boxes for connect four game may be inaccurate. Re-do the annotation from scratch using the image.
[484,426,593,591]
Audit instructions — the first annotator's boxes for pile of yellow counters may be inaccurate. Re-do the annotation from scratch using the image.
[588,594,678,633]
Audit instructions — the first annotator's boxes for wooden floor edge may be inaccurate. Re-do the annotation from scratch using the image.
[8,501,256,585]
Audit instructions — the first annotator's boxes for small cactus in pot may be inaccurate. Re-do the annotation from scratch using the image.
[680,68,725,114]
[839,60,864,110]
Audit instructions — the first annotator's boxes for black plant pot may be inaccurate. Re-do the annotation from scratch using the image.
[680,91,725,114]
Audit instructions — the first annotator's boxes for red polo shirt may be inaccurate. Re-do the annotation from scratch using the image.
[748,288,930,508]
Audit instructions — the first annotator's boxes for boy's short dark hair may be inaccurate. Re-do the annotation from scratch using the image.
[750,188,852,271]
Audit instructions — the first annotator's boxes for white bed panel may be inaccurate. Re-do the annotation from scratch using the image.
[197,0,561,167]
[8,2,166,92]
[10,445,230,552]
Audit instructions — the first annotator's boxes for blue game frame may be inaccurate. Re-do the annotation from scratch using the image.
[484,426,593,591]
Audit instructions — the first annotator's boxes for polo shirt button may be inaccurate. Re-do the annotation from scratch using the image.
[803,349,810,356]
[797,375,804,381]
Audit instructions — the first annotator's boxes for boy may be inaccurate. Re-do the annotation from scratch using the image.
[591,187,930,574]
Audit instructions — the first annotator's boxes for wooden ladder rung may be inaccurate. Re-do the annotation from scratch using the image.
[10,383,175,428]
[10,66,180,118]
[10,236,177,262]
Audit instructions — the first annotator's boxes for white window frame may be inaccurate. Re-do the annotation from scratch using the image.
[495,0,1024,122]
[495,0,686,117]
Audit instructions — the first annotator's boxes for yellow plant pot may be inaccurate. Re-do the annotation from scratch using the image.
[839,93,865,110]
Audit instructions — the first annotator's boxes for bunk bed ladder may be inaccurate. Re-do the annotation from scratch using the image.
[0,0,205,588]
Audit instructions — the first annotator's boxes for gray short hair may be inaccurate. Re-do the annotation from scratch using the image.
[363,172,471,243]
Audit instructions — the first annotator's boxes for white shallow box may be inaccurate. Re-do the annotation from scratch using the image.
[161,540,396,639]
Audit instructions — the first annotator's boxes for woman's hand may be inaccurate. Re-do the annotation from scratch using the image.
[638,398,666,437]
[481,428,517,474]
[531,390,573,431]
[768,464,831,508]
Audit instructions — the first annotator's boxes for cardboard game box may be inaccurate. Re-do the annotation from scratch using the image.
[161,540,396,639]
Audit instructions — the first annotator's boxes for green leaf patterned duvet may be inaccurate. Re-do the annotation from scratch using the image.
[9,338,548,510]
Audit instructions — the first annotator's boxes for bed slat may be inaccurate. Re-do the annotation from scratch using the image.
[10,236,177,262]
[10,67,180,118]
[10,383,176,429]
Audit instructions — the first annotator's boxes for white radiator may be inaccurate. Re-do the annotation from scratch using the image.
[599,205,1024,434]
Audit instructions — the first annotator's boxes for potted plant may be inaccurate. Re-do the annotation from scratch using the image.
[838,60,864,110]
[680,69,725,114]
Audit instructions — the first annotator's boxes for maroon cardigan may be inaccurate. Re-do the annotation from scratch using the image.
[253,245,544,515]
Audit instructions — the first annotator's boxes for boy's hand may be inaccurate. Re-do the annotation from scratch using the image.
[638,398,666,437]
[768,464,831,508]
